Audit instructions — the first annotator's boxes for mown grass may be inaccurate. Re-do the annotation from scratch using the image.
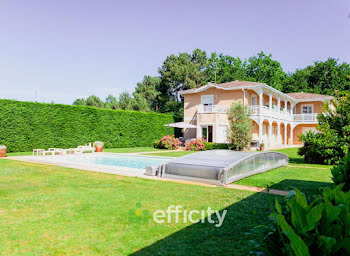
[0,159,280,255]
[144,151,194,157]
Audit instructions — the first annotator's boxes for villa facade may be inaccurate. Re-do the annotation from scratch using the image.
[180,80,333,147]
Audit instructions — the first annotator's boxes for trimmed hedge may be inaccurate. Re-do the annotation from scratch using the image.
[0,99,174,152]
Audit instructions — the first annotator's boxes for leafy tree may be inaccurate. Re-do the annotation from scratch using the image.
[299,91,350,164]
[206,53,248,83]
[307,58,350,94]
[283,58,350,94]
[72,98,86,106]
[283,67,313,93]
[157,49,208,110]
[227,102,252,150]
[246,52,286,91]
[132,93,151,112]
[85,95,104,108]
[134,75,161,111]
[118,92,134,110]
[105,94,119,109]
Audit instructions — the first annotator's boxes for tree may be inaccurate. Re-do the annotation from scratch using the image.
[133,75,161,111]
[157,49,208,110]
[283,58,350,94]
[132,93,151,112]
[105,94,119,109]
[72,98,86,106]
[307,58,350,95]
[246,52,286,91]
[118,92,134,110]
[85,95,104,108]
[282,66,313,93]
[227,102,252,150]
[299,91,350,164]
[206,53,248,83]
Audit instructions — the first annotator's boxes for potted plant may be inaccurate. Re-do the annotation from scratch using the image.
[0,145,6,157]
[94,141,104,152]
[259,142,265,151]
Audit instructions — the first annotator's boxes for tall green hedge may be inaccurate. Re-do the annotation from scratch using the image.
[0,100,174,152]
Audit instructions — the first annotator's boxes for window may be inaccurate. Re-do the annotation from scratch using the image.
[302,104,313,114]
[201,95,214,106]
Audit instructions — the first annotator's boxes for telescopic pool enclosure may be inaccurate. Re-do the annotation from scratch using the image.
[146,150,288,185]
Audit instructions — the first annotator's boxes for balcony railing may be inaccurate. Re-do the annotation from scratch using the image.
[293,113,318,122]
[198,104,319,123]
[198,105,230,113]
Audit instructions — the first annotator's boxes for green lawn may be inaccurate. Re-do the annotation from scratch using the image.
[144,151,194,157]
[1,146,335,254]
[0,159,279,255]
[6,151,32,157]
[234,165,333,197]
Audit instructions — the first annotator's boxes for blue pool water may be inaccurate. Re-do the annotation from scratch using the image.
[93,155,170,169]
[63,154,171,169]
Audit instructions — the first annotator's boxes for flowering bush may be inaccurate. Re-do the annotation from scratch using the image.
[185,138,206,151]
[154,135,180,150]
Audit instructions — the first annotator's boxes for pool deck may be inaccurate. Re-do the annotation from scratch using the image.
[7,152,288,196]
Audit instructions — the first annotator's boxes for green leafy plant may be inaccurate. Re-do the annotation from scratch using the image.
[0,99,173,152]
[227,102,252,151]
[299,91,350,165]
[331,154,350,191]
[251,185,350,256]
[203,142,229,150]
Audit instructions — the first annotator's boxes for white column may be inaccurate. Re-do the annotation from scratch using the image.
[258,89,263,143]
[259,89,263,111]
[277,96,280,112]
[277,122,281,145]
[290,125,294,145]
[259,119,263,143]
[284,124,287,145]
[269,93,272,110]
[268,121,272,147]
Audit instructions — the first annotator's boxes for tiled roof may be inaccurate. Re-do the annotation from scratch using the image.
[181,80,263,94]
[286,92,332,100]
[219,80,264,88]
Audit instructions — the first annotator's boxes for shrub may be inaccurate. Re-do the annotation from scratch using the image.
[0,99,174,152]
[227,102,252,151]
[298,131,342,165]
[253,186,350,256]
[153,135,180,150]
[331,154,350,191]
[204,142,229,150]
[185,138,206,151]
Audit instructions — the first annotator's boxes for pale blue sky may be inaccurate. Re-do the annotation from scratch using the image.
[0,0,349,104]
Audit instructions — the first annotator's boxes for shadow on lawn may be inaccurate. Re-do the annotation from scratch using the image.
[131,180,333,256]
[270,179,333,200]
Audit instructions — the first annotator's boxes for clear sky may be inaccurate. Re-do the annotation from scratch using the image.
[0,0,349,104]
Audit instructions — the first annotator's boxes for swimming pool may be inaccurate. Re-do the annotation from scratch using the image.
[70,154,171,169]
[23,153,171,171]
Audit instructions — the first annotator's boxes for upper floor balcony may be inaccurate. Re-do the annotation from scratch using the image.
[197,104,319,123]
